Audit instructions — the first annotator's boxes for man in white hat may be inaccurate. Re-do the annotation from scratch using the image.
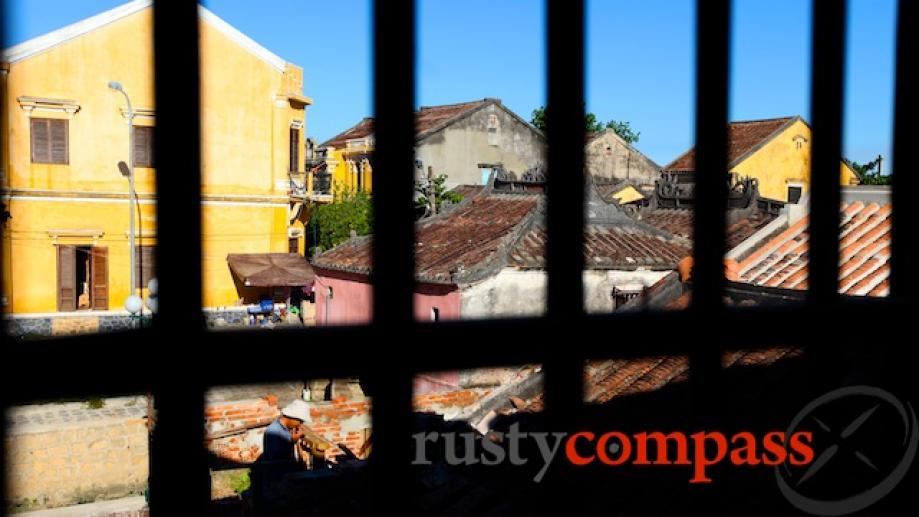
[255,399,312,511]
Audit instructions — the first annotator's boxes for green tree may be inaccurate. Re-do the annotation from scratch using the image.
[530,105,640,143]
[415,173,463,218]
[309,190,373,254]
[845,156,891,185]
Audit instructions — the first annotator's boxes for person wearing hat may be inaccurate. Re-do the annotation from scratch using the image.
[253,400,311,513]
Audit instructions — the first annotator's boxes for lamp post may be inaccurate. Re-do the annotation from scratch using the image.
[108,81,137,307]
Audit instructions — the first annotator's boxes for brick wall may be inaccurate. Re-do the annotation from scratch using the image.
[413,388,493,417]
[206,396,374,463]
[5,415,149,512]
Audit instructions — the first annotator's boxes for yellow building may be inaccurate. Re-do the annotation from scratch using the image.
[662,116,858,203]
[308,117,375,200]
[1,0,312,316]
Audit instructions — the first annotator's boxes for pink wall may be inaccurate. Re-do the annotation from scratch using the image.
[413,284,461,322]
[314,270,461,325]
[314,270,373,325]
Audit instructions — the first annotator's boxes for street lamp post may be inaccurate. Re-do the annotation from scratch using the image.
[108,81,138,310]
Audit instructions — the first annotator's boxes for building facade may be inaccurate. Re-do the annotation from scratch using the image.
[662,116,859,203]
[585,129,660,187]
[1,0,311,318]
[317,99,547,192]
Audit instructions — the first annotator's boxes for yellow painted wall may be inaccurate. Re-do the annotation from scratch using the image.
[326,145,373,197]
[2,6,306,313]
[730,118,859,202]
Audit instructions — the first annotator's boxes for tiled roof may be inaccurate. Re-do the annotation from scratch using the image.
[508,223,690,270]
[736,201,891,296]
[319,118,375,149]
[312,192,540,284]
[640,208,777,249]
[319,99,496,149]
[662,116,796,172]
[524,347,799,410]
[450,184,486,200]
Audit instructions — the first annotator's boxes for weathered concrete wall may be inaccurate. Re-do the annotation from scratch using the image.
[415,103,546,189]
[460,269,547,319]
[459,268,672,317]
[5,308,251,338]
[5,398,149,513]
[582,269,672,313]
[585,130,660,186]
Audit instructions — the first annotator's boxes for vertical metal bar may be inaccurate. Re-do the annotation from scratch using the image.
[891,0,917,300]
[0,0,8,511]
[691,0,730,410]
[149,0,209,514]
[808,0,846,304]
[544,0,585,427]
[371,0,416,513]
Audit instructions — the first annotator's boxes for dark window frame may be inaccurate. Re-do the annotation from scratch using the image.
[29,117,69,164]
[134,125,155,168]
[1,1,916,515]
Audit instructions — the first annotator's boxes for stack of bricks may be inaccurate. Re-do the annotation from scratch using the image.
[412,388,493,416]
[206,396,280,463]
[308,396,372,458]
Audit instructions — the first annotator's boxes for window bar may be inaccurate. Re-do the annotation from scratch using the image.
[543,0,586,430]
[808,0,846,305]
[890,0,917,301]
[806,0,847,393]
[149,0,209,514]
[690,0,730,413]
[371,0,417,512]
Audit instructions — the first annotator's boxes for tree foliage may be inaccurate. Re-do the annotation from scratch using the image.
[530,105,640,143]
[309,190,373,254]
[415,173,463,218]
[845,156,891,185]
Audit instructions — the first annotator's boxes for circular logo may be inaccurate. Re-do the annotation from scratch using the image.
[776,385,917,516]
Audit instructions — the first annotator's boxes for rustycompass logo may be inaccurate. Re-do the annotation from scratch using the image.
[776,386,918,516]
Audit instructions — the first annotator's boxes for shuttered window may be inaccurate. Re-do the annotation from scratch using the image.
[30,118,69,164]
[290,127,300,171]
[91,247,109,310]
[135,245,156,289]
[134,126,155,167]
[56,245,77,311]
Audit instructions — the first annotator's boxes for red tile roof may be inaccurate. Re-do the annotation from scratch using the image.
[524,347,799,410]
[508,223,690,270]
[662,116,797,172]
[319,99,496,149]
[640,208,777,249]
[736,201,891,296]
[312,192,540,284]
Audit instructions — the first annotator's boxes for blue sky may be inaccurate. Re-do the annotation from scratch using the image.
[2,0,898,169]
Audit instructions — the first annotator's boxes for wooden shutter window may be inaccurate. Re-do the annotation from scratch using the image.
[135,245,156,289]
[30,118,69,164]
[290,127,300,172]
[57,245,77,311]
[91,247,109,310]
[134,126,155,167]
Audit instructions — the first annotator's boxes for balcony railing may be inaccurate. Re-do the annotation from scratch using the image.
[289,170,333,201]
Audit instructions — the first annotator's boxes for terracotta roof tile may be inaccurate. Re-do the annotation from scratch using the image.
[662,117,796,172]
[319,99,494,149]
[508,224,690,270]
[312,193,539,283]
[581,347,798,405]
[639,208,777,249]
[737,202,891,296]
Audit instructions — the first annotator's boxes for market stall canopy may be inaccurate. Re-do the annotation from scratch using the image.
[227,253,315,287]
